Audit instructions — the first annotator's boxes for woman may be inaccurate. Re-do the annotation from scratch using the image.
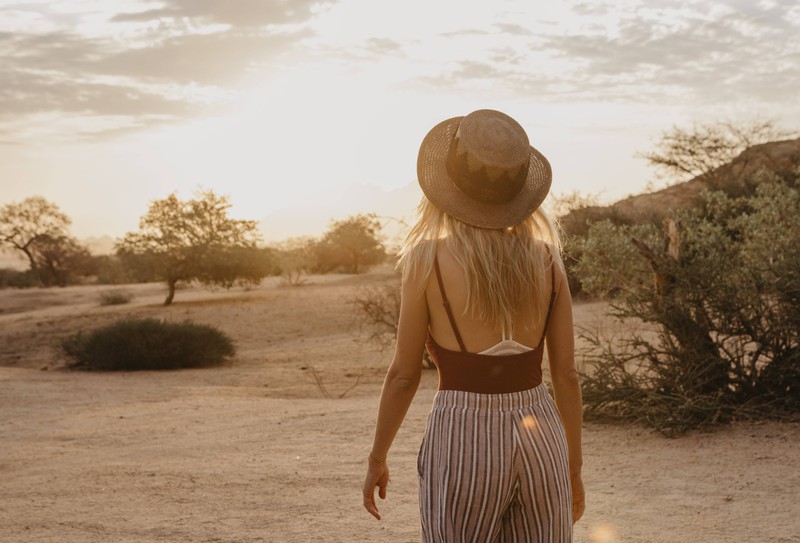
[362,109,584,542]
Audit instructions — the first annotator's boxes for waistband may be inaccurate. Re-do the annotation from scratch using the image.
[431,383,550,411]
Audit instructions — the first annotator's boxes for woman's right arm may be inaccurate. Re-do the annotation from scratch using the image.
[363,269,430,520]
[545,267,585,523]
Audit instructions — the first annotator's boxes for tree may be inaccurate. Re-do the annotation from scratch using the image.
[0,197,93,287]
[0,197,71,284]
[637,119,795,186]
[116,190,266,305]
[314,214,385,274]
[33,234,94,287]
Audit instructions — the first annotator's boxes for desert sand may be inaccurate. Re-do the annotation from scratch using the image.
[1,270,798,542]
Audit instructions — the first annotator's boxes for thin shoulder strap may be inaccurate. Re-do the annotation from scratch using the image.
[434,254,468,352]
[537,247,558,350]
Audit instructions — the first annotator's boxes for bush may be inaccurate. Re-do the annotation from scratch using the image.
[574,170,800,435]
[98,290,133,306]
[62,318,235,371]
[0,268,38,289]
[273,237,316,286]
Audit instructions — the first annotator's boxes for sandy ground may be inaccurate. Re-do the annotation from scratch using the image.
[1,271,798,543]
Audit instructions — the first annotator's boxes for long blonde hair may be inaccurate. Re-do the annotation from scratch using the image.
[398,197,563,336]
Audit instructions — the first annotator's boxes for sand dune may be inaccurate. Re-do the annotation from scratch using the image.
[1,272,798,542]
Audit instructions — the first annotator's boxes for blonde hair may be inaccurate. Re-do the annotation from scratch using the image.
[398,197,563,337]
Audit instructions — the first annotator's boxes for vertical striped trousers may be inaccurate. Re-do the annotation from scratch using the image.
[418,384,572,542]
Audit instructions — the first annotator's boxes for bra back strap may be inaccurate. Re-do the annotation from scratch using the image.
[434,254,468,352]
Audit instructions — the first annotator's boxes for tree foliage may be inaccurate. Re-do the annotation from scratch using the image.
[574,170,800,434]
[0,196,93,286]
[638,119,796,185]
[31,234,94,287]
[314,214,385,274]
[116,190,267,305]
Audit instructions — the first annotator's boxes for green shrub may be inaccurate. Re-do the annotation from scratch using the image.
[574,170,800,435]
[62,318,235,371]
[98,290,133,306]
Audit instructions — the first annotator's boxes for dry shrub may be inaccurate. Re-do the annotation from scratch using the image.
[349,279,434,369]
[302,365,363,399]
[98,290,133,306]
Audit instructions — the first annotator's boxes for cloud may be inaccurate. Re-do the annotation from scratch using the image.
[0,1,328,142]
[0,69,191,120]
[541,7,800,102]
[98,30,314,84]
[439,28,491,38]
[363,37,402,56]
[417,1,800,105]
[493,23,533,36]
[112,0,331,26]
[571,2,611,16]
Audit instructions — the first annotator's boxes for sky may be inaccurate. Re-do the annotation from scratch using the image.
[1,0,799,241]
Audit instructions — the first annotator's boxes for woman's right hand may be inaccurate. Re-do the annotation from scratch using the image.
[362,455,390,521]
[571,472,585,523]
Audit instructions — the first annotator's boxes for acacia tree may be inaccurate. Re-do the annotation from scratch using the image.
[0,197,91,286]
[314,214,385,274]
[117,190,266,305]
[33,234,94,287]
[638,119,795,185]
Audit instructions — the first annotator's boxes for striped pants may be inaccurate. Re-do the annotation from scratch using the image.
[418,384,572,542]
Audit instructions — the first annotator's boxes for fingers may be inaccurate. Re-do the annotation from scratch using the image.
[363,493,381,521]
[570,473,585,524]
[363,470,388,521]
[572,504,584,523]
[363,463,390,520]
[572,496,585,524]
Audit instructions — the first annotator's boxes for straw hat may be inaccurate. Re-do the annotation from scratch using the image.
[417,109,552,229]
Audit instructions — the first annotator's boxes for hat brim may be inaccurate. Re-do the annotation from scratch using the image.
[417,116,552,230]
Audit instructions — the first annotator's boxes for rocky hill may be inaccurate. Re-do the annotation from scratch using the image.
[562,138,800,236]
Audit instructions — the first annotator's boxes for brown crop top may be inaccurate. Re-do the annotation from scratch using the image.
[425,251,557,394]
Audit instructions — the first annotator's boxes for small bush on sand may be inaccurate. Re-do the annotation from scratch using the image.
[98,290,133,306]
[62,318,235,371]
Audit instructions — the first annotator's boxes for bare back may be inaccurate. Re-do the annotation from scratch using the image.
[425,243,557,353]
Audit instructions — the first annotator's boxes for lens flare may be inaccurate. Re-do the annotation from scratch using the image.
[590,522,619,543]
[520,415,537,430]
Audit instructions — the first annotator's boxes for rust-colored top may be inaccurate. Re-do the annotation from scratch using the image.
[425,253,557,394]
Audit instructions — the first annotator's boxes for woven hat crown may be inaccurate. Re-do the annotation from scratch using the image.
[445,110,531,205]
[417,109,552,230]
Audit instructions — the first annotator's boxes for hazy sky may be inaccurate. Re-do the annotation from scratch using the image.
[1,0,799,239]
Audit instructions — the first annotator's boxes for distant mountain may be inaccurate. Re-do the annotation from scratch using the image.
[562,138,800,236]
[259,182,423,244]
